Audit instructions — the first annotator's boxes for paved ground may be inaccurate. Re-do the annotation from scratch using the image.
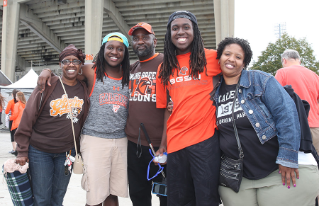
[0,129,161,206]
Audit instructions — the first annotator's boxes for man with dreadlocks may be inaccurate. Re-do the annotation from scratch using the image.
[156,11,221,206]
[38,32,131,206]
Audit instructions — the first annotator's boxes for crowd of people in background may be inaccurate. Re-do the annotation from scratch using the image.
[1,89,26,156]
[0,93,4,126]
[1,10,318,206]
[5,89,19,155]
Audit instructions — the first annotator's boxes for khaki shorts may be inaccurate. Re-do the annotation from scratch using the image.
[311,127,319,154]
[80,134,128,205]
[219,165,319,206]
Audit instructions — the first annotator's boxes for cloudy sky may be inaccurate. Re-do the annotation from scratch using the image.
[235,0,319,64]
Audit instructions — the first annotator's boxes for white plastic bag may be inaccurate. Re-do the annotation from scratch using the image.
[5,114,9,128]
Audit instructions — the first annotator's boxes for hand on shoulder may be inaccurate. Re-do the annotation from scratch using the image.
[37,69,52,93]
[79,63,95,82]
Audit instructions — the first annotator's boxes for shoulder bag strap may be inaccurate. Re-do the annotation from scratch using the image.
[59,77,78,157]
[232,79,244,159]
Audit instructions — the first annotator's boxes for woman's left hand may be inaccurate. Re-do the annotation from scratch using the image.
[278,164,299,189]
[167,101,173,113]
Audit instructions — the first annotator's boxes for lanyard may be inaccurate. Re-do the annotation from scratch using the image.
[147,149,164,181]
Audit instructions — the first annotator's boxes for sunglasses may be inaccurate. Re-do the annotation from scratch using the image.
[61,59,82,65]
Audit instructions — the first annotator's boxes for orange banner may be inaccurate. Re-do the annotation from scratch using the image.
[3,0,7,7]
[85,54,93,61]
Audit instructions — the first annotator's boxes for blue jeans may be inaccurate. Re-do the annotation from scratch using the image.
[28,145,75,206]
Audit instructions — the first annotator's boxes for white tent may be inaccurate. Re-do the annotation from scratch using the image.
[0,68,38,89]
[0,68,39,99]
[0,69,39,128]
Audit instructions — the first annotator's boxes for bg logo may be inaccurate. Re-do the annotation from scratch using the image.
[113,105,120,113]
[179,66,188,75]
[169,74,201,85]
[135,77,152,95]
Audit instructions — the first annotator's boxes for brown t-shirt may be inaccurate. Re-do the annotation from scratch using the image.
[125,53,165,147]
[30,80,85,153]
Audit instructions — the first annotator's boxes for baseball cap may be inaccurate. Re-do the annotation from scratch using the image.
[128,22,155,36]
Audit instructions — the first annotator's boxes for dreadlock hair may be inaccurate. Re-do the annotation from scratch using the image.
[92,43,130,88]
[159,22,207,86]
[216,37,253,69]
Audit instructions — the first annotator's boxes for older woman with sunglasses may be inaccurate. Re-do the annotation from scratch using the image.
[15,44,90,206]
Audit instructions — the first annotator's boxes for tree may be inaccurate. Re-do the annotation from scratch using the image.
[251,33,319,75]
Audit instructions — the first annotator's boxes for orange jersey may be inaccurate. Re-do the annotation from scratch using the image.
[10,101,25,131]
[156,49,221,153]
[5,99,15,115]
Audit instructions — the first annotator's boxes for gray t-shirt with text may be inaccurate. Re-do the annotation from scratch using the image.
[82,74,129,139]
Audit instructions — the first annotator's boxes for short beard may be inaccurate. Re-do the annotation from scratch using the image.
[133,44,154,58]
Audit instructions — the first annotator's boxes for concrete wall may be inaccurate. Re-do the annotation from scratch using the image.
[1,0,235,82]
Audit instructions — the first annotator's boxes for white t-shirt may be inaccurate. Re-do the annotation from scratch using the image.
[298,151,317,166]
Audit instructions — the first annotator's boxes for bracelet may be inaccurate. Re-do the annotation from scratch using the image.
[43,68,52,74]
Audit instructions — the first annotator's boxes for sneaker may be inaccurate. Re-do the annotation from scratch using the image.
[13,151,18,156]
[8,150,14,154]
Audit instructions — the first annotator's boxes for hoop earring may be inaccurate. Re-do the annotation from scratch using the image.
[78,68,83,75]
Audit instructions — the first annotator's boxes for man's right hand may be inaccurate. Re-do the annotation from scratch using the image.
[15,157,29,166]
[154,145,167,165]
[37,69,52,93]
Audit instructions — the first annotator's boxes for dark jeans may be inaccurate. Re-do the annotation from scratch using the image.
[167,133,221,206]
[11,129,17,143]
[128,140,167,206]
[9,120,14,142]
[28,145,75,206]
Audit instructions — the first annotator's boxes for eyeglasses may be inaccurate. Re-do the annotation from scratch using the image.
[61,59,82,65]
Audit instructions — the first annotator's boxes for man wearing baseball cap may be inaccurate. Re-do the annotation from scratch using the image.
[125,22,167,206]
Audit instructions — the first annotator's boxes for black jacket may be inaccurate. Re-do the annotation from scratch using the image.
[284,85,319,166]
